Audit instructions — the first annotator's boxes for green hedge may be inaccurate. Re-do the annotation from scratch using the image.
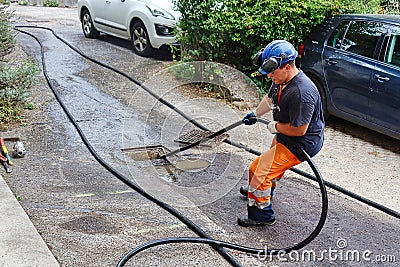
[173,0,383,74]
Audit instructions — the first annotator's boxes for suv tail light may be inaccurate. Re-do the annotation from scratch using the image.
[298,43,305,58]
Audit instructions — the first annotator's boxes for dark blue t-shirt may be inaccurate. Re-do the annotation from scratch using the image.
[268,71,324,161]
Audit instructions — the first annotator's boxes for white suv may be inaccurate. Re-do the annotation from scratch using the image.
[77,0,180,56]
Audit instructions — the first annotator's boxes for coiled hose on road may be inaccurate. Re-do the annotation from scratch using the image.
[14,25,398,266]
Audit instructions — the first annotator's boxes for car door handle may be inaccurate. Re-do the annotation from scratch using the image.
[374,74,390,82]
[105,0,111,4]
[325,58,337,65]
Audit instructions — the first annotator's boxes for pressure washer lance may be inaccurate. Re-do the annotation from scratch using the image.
[158,120,244,160]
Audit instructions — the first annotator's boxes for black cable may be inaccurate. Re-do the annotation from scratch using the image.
[287,167,400,219]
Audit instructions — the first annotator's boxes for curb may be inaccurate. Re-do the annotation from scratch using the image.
[0,175,59,267]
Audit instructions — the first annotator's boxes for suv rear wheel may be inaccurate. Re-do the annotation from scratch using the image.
[131,21,153,57]
[81,10,100,39]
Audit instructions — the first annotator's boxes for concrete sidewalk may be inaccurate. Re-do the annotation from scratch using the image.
[0,175,59,267]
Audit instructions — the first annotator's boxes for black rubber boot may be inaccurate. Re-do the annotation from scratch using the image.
[237,216,276,227]
[239,185,248,197]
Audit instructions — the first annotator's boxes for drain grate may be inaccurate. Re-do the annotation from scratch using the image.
[174,129,229,147]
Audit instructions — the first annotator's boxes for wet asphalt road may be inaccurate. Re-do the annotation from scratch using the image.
[2,5,399,267]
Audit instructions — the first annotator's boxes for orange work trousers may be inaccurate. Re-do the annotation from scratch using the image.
[248,142,301,210]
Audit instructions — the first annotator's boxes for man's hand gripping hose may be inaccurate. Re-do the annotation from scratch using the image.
[242,111,278,133]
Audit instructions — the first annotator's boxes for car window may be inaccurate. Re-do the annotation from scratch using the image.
[384,26,400,67]
[327,20,385,59]
[342,21,385,58]
[327,21,350,49]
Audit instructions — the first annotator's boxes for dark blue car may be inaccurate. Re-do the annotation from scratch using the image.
[298,14,400,140]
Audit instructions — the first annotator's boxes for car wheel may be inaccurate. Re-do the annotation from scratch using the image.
[81,10,100,39]
[310,76,330,121]
[131,21,153,57]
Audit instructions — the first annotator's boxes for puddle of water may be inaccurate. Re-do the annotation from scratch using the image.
[150,157,211,183]
[123,146,212,182]
[173,158,211,171]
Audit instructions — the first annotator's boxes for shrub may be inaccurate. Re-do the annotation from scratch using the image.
[0,6,15,59]
[173,0,383,74]
[0,6,39,128]
[382,0,400,14]
[0,61,39,101]
[172,0,384,95]
[44,0,59,7]
[0,61,39,127]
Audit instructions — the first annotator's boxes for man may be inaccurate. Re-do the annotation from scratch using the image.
[238,40,324,227]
